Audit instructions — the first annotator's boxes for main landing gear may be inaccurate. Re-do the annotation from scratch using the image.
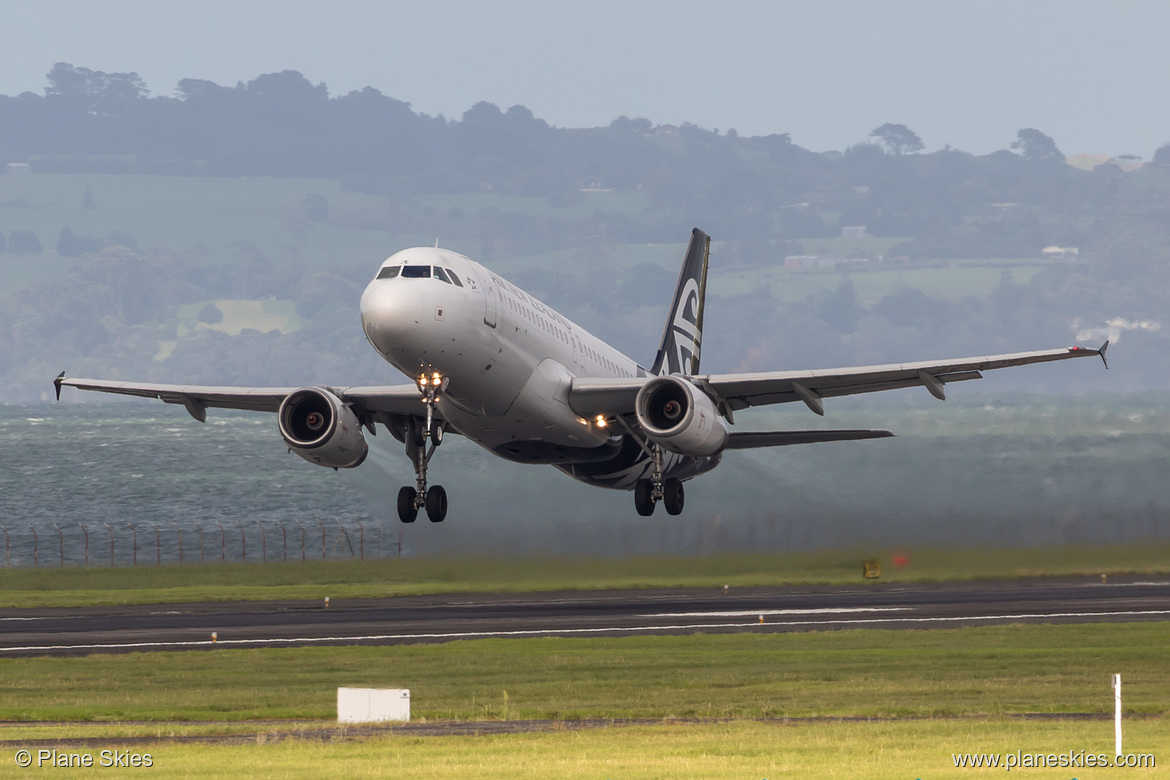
[633,440,684,517]
[397,371,448,524]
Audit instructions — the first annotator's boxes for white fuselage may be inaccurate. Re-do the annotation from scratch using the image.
[359,247,717,489]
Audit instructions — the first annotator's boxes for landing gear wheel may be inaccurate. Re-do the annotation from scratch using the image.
[663,477,684,516]
[409,419,427,447]
[430,423,444,447]
[397,486,418,523]
[634,479,656,516]
[425,485,448,523]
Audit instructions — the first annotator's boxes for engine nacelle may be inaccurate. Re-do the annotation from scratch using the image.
[278,387,368,469]
[634,376,728,456]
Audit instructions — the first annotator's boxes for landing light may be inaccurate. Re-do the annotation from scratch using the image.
[418,371,446,393]
[595,415,607,428]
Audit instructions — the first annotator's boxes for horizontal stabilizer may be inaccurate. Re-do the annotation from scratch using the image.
[725,429,894,449]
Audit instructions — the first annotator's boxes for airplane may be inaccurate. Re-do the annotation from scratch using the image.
[54,229,1109,523]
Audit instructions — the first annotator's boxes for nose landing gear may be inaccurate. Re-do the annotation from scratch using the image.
[396,371,449,524]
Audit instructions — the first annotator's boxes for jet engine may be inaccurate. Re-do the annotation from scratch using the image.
[277,387,368,469]
[634,376,727,455]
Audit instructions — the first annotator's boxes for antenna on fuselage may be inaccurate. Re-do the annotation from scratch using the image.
[434,238,440,248]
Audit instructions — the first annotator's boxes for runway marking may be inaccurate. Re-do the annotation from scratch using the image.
[642,607,909,618]
[2,609,1170,654]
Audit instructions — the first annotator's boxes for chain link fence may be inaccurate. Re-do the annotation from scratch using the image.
[0,519,405,569]
[2,502,1170,569]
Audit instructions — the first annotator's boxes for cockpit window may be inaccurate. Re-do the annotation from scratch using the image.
[445,268,464,287]
[400,265,432,278]
[377,266,401,279]
[433,266,452,284]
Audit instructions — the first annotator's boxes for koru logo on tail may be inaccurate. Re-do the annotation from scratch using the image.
[668,278,702,374]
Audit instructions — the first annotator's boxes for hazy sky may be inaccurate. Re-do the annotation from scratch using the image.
[5,0,1169,158]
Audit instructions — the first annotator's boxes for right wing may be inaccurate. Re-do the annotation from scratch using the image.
[703,343,1108,416]
[569,342,1109,419]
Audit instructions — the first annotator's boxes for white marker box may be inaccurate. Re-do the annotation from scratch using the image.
[337,687,410,723]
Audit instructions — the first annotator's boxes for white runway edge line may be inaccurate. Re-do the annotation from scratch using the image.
[3,609,1170,654]
[641,607,909,618]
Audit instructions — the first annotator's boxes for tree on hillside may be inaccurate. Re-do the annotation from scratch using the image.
[869,123,924,155]
[56,225,102,257]
[301,192,328,223]
[8,230,42,254]
[197,303,223,325]
[244,70,328,103]
[44,62,148,114]
[1011,128,1063,161]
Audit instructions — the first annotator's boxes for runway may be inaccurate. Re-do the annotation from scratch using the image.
[2,577,1168,657]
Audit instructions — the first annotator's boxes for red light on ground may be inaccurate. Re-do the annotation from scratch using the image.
[891,554,910,567]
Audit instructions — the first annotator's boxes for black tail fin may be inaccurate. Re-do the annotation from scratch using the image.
[651,228,711,376]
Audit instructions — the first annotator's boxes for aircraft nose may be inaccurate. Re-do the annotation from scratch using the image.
[361,282,425,346]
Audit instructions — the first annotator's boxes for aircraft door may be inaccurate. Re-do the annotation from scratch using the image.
[472,267,498,328]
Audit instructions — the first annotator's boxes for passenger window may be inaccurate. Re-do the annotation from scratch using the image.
[377,266,401,279]
[446,269,464,287]
[400,265,432,278]
[433,267,452,284]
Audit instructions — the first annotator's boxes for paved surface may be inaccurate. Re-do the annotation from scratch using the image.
[2,577,1168,657]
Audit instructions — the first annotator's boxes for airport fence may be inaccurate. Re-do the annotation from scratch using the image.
[2,503,1170,569]
[0,519,401,569]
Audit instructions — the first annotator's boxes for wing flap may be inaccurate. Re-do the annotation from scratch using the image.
[725,429,894,449]
[710,346,1103,413]
[723,371,984,411]
[567,377,645,417]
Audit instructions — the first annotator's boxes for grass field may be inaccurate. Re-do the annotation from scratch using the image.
[3,587,1165,777]
[2,173,1057,302]
[2,623,1167,722]
[1,544,1168,609]
[174,299,301,337]
[3,720,1164,779]
[1,625,1165,777]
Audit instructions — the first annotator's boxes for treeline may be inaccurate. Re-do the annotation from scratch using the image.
[3,63,1170,399]
[5,64,1170,262]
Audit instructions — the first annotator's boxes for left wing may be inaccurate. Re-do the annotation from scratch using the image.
[568,342,1109,419]
[54,374,430,425]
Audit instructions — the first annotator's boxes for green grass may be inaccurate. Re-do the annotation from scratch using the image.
[1,173,1059,302]
[0,173,648,287]
[0,544,1167,609]
[174,299,301,337]
[713,259,1054,304]
[2,623,1167,722]
[4,622,1164,777]
[3,720,1164,779]
[0,173,390,274]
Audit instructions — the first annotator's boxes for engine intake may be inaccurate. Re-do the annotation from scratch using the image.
[278,387,368,469]
[634,376,727,455]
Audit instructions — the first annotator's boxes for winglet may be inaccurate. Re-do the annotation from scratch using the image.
[1099,339,1109,370]
[54,371,65,401]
